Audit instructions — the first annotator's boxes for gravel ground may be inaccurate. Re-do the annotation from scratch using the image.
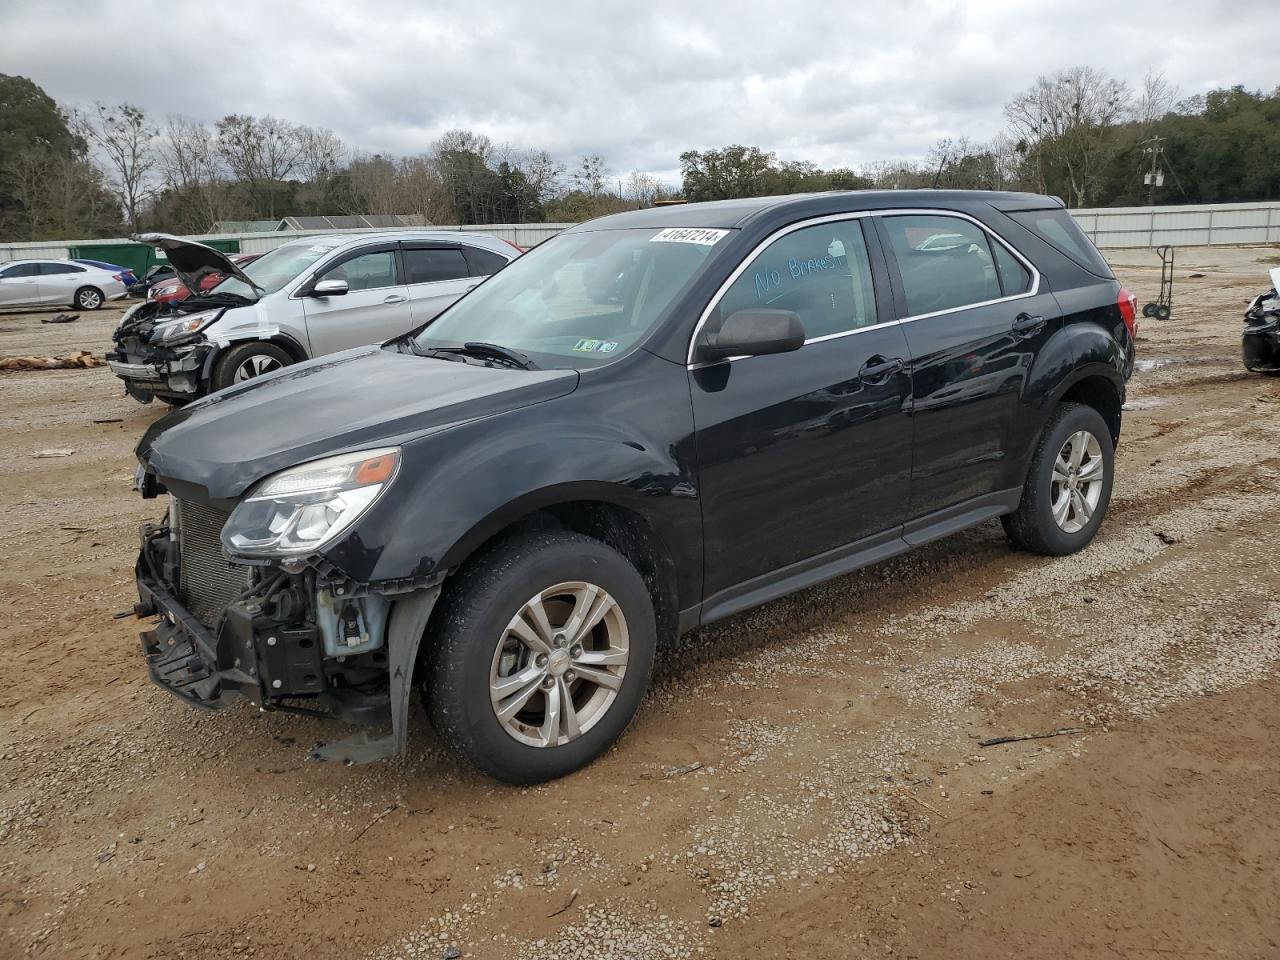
[2,248,1279,959]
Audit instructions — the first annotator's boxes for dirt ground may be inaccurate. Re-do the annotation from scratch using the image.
[2,247,1279,960]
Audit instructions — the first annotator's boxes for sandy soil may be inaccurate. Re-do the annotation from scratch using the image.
[1,249,1278,960]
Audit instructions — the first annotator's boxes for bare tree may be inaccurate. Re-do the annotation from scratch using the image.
[76,101,158,232]
[158,115,230,231]
[509,148,562,206]
[1136,68,1180,128]
[341,152,401,215]
[623,170,660,207]
[570,155,608,198]
[297,125,348,184]
[1005,66,1131,207]
[216,114,303,218]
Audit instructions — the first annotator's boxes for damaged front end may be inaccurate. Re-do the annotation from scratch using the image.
[132,453,440,764]
[1243,269,1280,374]
[107,299,227,402]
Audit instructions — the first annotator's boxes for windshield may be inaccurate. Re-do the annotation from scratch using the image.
[211,240,341,298]
[412,227,729,366]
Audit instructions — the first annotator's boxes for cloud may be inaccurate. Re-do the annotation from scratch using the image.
[2,0,1278,186]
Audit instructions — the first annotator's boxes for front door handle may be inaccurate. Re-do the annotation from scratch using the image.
[1012,312,1046,337]
[858,356,906,382]
[383,294,408,304]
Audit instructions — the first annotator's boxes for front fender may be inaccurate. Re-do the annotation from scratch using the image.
[322,357,702,610]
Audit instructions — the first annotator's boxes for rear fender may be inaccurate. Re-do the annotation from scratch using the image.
[1004,323,1125,485]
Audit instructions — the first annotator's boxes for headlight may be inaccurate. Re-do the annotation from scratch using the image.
[221,448,400,557]
[153,311,218,343]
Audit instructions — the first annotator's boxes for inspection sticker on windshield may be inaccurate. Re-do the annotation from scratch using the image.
[572,338,620,354]
[649,227,729,246]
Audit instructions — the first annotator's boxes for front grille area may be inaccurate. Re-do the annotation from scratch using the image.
[175,498,252,627]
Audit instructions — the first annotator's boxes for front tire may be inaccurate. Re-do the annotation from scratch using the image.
[209,342,293,392]
[1002,402,1114,555]
[73,286,104,310]
[425,531,656,784]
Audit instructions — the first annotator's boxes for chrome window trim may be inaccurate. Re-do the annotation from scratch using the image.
[684,207,1041,367]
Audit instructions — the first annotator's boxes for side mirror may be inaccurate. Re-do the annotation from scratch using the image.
[311,278,348,297]
[696,309,806,363]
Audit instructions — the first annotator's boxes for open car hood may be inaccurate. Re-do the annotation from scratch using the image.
[133,233,262,299]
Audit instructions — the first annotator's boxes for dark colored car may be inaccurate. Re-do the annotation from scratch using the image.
[146,253,263,304]
[128,190,1136,783]
[72,258,139,287]
[1243,268,1280,373]
[129,263,177,298]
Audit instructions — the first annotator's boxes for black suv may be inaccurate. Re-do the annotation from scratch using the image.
[130,191,1136,782]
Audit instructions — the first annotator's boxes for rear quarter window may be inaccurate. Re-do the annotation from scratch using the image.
[1008,209,1113,278]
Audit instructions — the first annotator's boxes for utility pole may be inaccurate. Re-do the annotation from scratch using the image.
[1141,136,1166,206]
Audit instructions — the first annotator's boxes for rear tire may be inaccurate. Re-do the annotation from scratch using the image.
[209,342,293,392]
[73,286,104,310]
[1002,402,1114,556]
[425,531,656,784]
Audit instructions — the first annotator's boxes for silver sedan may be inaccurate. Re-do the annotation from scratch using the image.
[0,259,130,310]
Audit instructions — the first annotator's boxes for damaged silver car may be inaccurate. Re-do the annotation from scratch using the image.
[106,231,520,404]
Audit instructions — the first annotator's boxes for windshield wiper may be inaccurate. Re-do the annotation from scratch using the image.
[462,342,537,369]
[416,341,537,370]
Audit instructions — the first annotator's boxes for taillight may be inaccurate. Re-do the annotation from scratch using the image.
[1117,287,1138,338]
[112,273,124,281]
[502,239,526,254]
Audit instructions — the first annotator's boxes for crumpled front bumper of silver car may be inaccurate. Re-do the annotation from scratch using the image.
[106,341,212,399]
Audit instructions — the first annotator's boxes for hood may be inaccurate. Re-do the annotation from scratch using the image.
[134,233,262,299]
[137,347,580,500]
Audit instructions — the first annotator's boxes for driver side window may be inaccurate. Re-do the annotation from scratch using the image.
[317,249,399,292]
[717,219,877,340]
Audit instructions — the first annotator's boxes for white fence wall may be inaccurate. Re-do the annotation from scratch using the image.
[4,202,1280,261]
[1072,201,1280,248]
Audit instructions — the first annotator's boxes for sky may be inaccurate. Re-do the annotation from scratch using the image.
[2,0,1278,187]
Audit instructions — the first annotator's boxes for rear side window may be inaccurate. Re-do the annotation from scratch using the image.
[991,241,1032,296]
[881,215,1002,316]
[403,247,468,284]
[717,218,878,339]
[40,262,85,275]
[463,246,510,277]
[1008,208,1112,278]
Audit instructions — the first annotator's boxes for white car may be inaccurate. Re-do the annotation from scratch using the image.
[0,259,130,310]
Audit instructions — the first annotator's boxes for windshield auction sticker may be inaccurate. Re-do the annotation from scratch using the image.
[572,338,620,354]
[649,228,729,246]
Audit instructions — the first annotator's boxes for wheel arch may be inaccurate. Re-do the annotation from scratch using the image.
[200,332,309,380]
[433,487,682,649]
[1052,366,1125,448]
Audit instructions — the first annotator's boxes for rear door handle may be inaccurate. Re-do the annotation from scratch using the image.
[1012,312,1045,337]
[383,294,407,304]
[858,356,905,382]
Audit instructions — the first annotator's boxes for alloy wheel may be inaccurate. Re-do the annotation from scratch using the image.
[489,581,630,748]
[79,290,102,309]
[1050,429,1104,534]
[233,354,284,382]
